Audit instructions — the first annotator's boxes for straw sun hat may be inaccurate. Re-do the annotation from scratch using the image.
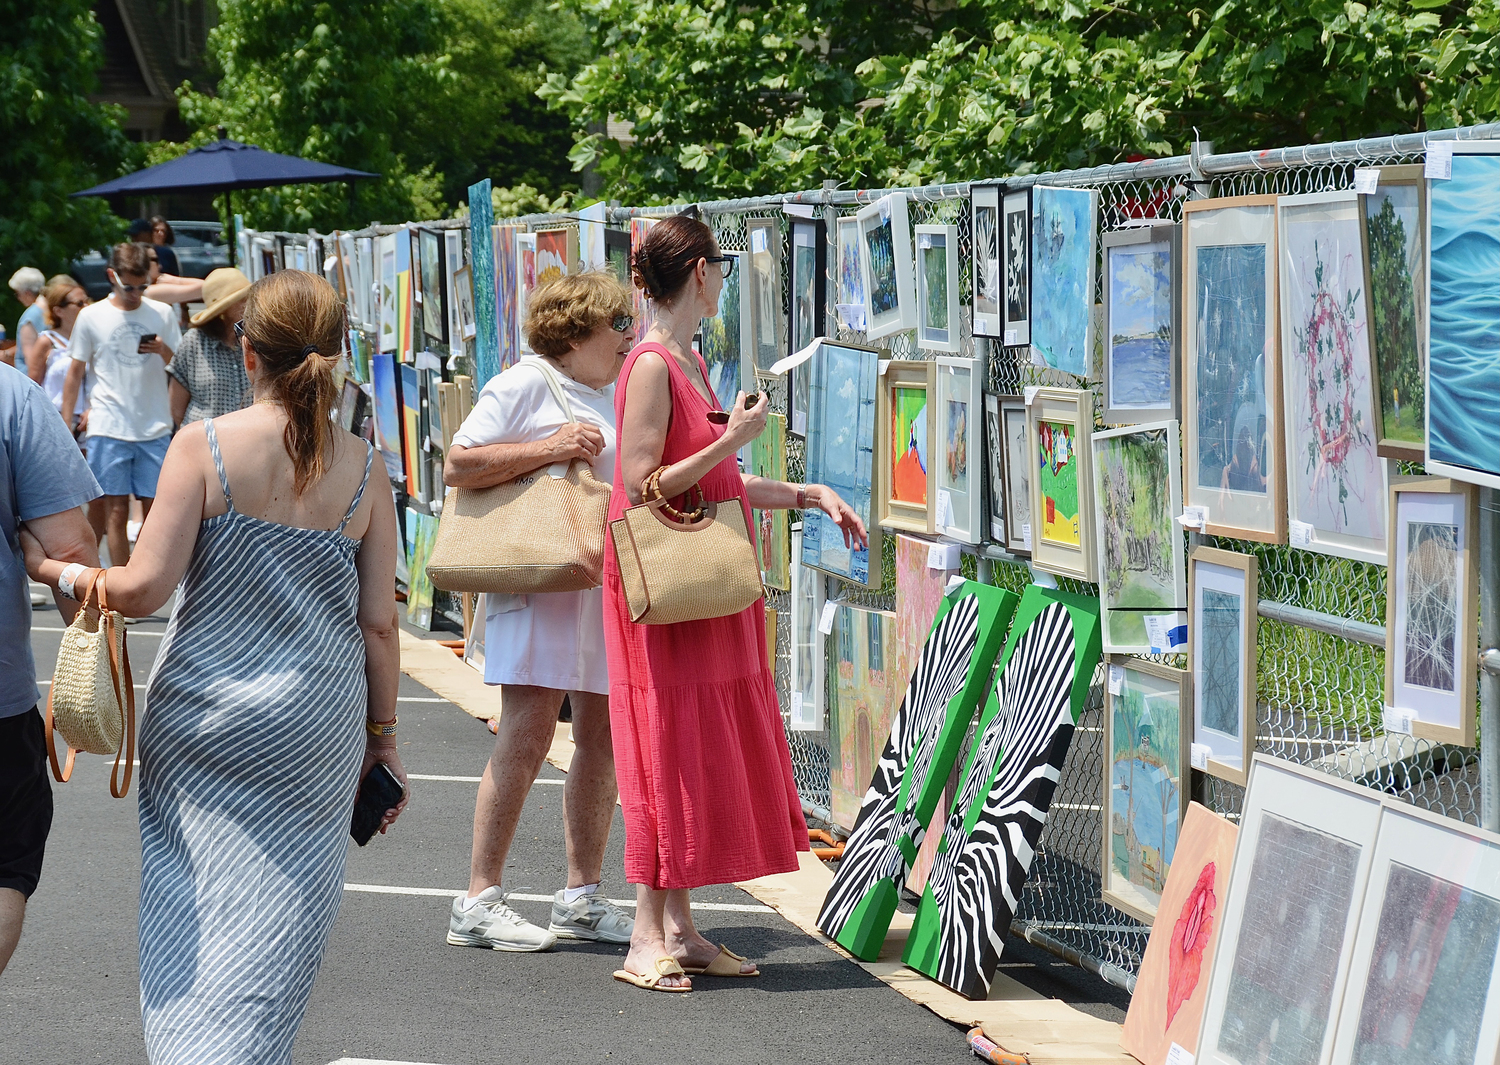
[190,267,252,328]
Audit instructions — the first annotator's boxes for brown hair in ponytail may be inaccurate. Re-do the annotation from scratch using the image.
[241,269,345,494]
[629,212,718,304]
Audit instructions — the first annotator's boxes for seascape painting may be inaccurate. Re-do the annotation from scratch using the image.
[891,386,929,505]
[1364,182,1426,455]
[1108,665,1185,917]
[1093,424,1183,650]
[535,228,570,287]
[1037,419,1081,547]
[974,193,1001,325]
[1003,404,1031,549]
[804,341,880,586]
[1427,151,1500,484]
[1108,240,1174,411]
[1003,190,1031,343]
[830,605,897,830]
[1030,186,1097,376]
[1195,244,1269,497]
[699,250,744,412]
[747,219,782,372]
[750,413,791,591]
[1198,588,1242,738]
[1402,520,1460,692]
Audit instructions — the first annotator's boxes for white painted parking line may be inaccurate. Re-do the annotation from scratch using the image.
[405,773,562,784]
[343,883,774,913]
[396,696,451,703]
[328,1059,460,1065]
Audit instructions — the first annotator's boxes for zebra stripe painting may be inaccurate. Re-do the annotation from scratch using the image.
[817,581,1019,959]
[903,586,1102,1000]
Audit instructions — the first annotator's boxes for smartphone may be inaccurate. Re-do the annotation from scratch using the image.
[137,333,157,352]
[350,761,405,846]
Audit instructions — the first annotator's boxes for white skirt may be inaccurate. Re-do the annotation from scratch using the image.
[483,588,609,695]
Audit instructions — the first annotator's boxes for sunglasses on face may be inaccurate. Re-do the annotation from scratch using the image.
[233,320,246,340]
[57,298,87,309]
[113,280,149,294]
[611,314,635,333]
[705,256,735,279]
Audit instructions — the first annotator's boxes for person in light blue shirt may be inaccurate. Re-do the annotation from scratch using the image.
[8,268,46,369]
[0,362,101,975]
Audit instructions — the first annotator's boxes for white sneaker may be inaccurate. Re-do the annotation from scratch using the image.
[447,886,557,952]
[549,885,634,944]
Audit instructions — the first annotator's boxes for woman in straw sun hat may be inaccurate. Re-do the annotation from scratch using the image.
[168,267,252,427]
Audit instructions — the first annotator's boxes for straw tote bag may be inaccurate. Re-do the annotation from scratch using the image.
[610,468,764,625]
[45,570,136,798]
[426,357,612,595]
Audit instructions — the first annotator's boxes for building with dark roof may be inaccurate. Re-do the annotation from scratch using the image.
[94,0,216,142]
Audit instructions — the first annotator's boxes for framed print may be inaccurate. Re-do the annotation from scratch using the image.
[789,527,826,731]
[744,216,785,373]
[1030,185,1099,377]
[604,226,631,286]
[355,235,375,330]
[420,228,445,348]
[443,230,462,349]
[835,215,866,333]
[1278,191,1389,564]
[1385,476,1478,746]
[1198,756,1383,1065]
[1103,224,1180,424]
[1091,420,1186,653]
[972,185,1003,338]
[534,226,576,287]
[1001,186,1032,346]
[1359,164,1427,461]
[492,224,518,371]
[1327,803,1500,1065]
[788,218,826,436]
[700,249,747,412]
[935,356,983,543]
[803,340,883,587]
[1027,386,1096,581]
[378,232,398,354]
[1426,143,1500,489]
[750,412,791,590]
[515,231,537,355]
[628,216,658,332]
[915,224,961,352]
[857,193,916,341]
[1182,195,1285,543]
[999,395,1032,557]
[1188,546,1258,786]
[453,264,477,342]
[878,359,937,534]
[1103,655,1192,924]
[337,233,357,314]
[982,392,1007,544]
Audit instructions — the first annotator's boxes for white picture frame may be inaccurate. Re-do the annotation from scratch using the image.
[972,185,1003,338]
[789,526,826,732]
[857,193,916,341]
[935,355,983,544]
[355,235,375,331]
[1189,546,1258,786]
[915,224,961,352]
[744,216,786,374]
[835,214,866,333]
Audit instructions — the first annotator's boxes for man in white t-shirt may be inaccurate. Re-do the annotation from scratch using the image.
[62,242,180,564]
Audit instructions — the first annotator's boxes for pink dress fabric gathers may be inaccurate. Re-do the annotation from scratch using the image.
[603,342,809,890]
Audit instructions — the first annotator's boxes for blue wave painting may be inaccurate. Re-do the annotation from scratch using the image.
[1429,154,1500,479]
[1030,186,1097,377]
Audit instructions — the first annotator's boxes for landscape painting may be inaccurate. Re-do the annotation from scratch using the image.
[1029,185,1097,377]
[746,218,783,373]
[803,340,881,586]
[750,413,790,590]
[1038,419,1081,547]
[859,194,914,340]
[1106,235,1175,418]
[1002,187,1031,345]
[830,605,897,830]
[1362,173,1426,459]
[916,225,959,351]
[700,250,744,412]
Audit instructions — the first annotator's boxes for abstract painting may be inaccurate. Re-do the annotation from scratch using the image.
[371,352,403,482]
[1426,145,1500,489]
[879,361,935,534]
[699,250,745,412]
[492,224,519,371]
[396,228,415,362]
[936,357,982,543]
[916,224,960,352]
[515,232,537,354]
[1103,225,1179,424]
[1030,185,1098,377]
[836,215,867,333]
[749,413,790,590]
[466,179,497,378]
[789,218,825,436]
[1121,802,1239,1065]
[628,216,658,335]
[1028,387,1096,581]
[1359,166,1426,461]
[829,604,898,830]
[803,340,882,587]
[1002,187,1032,346]
[789,528,825,731]
[745,217,784,373]
[1182,196,1284,542]
[534,227,574,288]
[972,185,1003,337]
[405,509,437,630]
[1103,657,1190,923]
[1001,397,1032,557]
[1278,192,1388,564]
[983,393,1006,544]
[1091,421,1185,653]
[858,193,916,340]
[817,582,1018,960]
[903,586,1102,999]
[1190,547,1257,786]
[400,363,422,499]
[420,228,445,347]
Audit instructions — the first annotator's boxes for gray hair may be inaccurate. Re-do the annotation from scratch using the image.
[8,267,44,295]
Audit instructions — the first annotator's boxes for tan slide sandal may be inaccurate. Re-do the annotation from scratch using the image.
[612,956,693,993]
[682,944,759,977]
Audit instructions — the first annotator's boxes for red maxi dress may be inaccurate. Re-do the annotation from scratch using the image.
[603,342,809,890]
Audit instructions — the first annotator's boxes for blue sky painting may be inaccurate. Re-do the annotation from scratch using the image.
[1108,242,1173,409]
[804,342,879,585]
[1030,186,1097,377]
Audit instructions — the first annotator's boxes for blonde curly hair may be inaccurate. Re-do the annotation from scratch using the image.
[525,271,631,357]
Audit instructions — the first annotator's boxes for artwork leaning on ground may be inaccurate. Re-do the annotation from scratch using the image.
[1359,167,1426,461]
[699,250,745,412]
[817,581,1019,960]
[802,340,882,587]
[1029,185,1098,377]
[749,413,790,591]
[903,585,1103,1000]
[829,604,898,830]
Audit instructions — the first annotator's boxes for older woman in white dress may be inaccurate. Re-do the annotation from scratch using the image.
[444,272,636,952]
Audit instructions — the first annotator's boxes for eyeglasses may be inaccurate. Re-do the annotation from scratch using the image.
[610,314,635,333]
[113,281,150,294]
[57,298,88,309]
[705,256,736,279]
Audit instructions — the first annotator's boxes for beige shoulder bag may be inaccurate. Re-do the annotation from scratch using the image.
[46,570,136,797]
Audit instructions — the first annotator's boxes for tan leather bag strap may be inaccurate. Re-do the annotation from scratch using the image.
[98,574,136,799]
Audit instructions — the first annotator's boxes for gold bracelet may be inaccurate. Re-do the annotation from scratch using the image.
[366,715,397,739]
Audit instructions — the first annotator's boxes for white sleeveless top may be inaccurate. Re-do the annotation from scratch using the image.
[39,329,87,416]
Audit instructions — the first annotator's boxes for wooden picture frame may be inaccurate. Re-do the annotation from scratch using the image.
[915,224,961,352]
[1001,186,1032,347]
[744,216,785,374]
[1358,164,1427,462]
[971,184,1003,338]
[878,359,937,534]
[1188,545,1258,786]
[999,394,1032,557]
[1181,195,1285,543]
[1102,223,1180,424]
[1384,475,1479,746]
[858,193,917,341]
[935,355,983,543]
[1026,386,1096,581]
[1102,655,1192,924]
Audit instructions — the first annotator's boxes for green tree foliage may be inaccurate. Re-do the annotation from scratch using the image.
[1366,197,1424,427]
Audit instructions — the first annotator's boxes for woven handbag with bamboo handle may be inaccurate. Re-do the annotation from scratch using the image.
[45,570,137,798]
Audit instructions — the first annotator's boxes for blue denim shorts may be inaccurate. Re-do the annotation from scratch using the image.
[86,434,170,498]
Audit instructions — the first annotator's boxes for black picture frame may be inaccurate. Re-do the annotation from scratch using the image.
[604,227,632,287]
[1001,185,1032,348]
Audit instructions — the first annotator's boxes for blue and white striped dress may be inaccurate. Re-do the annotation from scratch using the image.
[138,419,375,1065]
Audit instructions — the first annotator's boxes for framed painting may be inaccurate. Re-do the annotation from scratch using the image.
[1002,186,1032,347]
[745,216,785,374]
[452,264,477,342]
[492,224,518,371]
[983,392,1007,544]
[1359,164,1427,461]
[1030,185,1099,377]
[1182,195,1285,543]
[378,232,398,354]
[1000,395,1032,557]
[1103,655,1192,924]
[603,226,631,286]
[1188,546,1258,786]
[915,224,961,352]
[935,356,983,543]
[700,249,747,412]
[1198,756,1384,1065]
[1103,224,1180,424]
[355,235,375,332]
[395,228,414,362]
[1385,476,1478,746]
[1278,191,1389,564]
[418,229,444,349]
[1091,420,1186,653]
[828,603,898,830]
[1027,387,1096,581]
[1327,803,1500,1065]
[750,412,791,591]
[878,360,937,534]
[972,185,1003,338]
[835,214,866,333]
[857,193,916,341]
[515,231,537,354]
[534,226,576,287]
[789,526,826,732]
[443,230,462,351]
[803,340,883,587]
[1426,143,1500,489]
[788,217,826,436]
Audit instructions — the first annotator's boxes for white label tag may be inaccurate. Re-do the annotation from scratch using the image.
[1353,168,1380,194]
[1003,329,1017,346]
[1021,523,1032,550]
[879,197,892,222]
[1166,1043,1196,1065]
[1178,505,1208,530]
[927,541,961,571]
[918,232,933,250]
[1426,142,1454,180]
[944,574,966,594]
[1108,664,1125,696]
[991,517,1005,541]
[878,359,891,376]
[790,690,804,719]
[818,600,838,635]
[1383,705,1416,736]
[1023,385,1041,406]
[751,228,768,254]
[1145,613,1187,654]
[936,489,955,530]
[1029,345,1049,367]
[1190,743,1211,771]
[1289,520,1315,548]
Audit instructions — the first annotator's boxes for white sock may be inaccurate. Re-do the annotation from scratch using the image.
[460,889,494,910]
[562,883,598,904]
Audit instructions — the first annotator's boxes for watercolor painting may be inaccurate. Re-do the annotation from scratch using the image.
[535,228,571,288]
[1037,419,1081,547]
[830,605,897,830]
[1003,402,1031,553]
[1108,239,1174,411]
[1427,151,1500,485]
[1198,588,1242,738]
[803,341,880,586]
[700,250,744,412]
[493,225,518,371]
[891,386,929,505]
[973,187,1002,334]
[750,413,790,591]
[923,240,948,331]
[1030,186,1097,376]
[859,195,914,339]
[1003,188,1031,344]
[1363,181,1426,456]
[917,226,955,348]
[865,214,899,318]
[405,509,437,630]
[746,218,783,373]
[1194,244,1269,497]
[1403,520,1459,691]
[1107,662,1186,919]
[792,225,820,351]
[836,216,866,331]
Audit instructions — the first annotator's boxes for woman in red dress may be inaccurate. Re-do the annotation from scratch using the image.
[606,214,867,991]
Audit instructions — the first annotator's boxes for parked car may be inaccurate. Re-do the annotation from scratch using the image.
[72,220,231,300]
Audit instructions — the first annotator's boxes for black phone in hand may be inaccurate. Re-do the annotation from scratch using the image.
[137,333,157,353]
[350,761,404,846]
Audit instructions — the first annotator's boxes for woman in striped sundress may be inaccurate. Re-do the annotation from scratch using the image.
[23,269,406,1064]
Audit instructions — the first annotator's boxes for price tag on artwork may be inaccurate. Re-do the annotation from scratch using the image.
[1145,613,1187,653]
[918,232,933,250]
[1288,520,1315,548]
[1023,386,1041,406]
[1004,329,1017,346]
[936,489,955,530]
[1107,664,1125,696]
[818,600,838,635]
[1352,168,1380,194]
[991,517,1005,541]
[1021,523,1032,551]
[1177,505,1208,530]
[1383,705,1416,736]
[1166,1043,1196,1065]
[1426,142,1454,179]
[1190,743,1211,771]
[927,540,961,571]
[1029,345,1049,368]
[790,691,804,722]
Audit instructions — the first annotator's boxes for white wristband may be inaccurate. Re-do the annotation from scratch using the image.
[58,563,88,601]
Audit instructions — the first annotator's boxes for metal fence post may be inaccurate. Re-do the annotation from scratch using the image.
[1481,487,1499,832]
